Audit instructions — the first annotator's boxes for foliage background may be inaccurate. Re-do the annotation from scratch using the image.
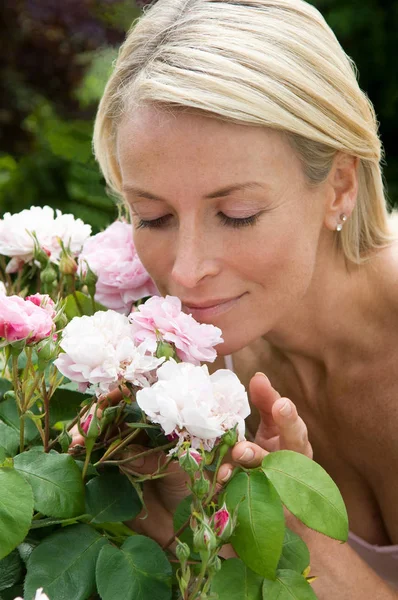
[0,0,397,232]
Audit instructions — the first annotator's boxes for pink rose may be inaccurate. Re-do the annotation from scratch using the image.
[78,221,158,314]
[26,294,56,318]
[130,296,223,365]
[0,295,54,343]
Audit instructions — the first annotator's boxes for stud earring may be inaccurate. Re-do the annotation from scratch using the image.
[336,214,347,232]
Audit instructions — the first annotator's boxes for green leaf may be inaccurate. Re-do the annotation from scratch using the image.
[24,524,108,600]
[0,550,23,592]
[96,535,172,600]
[85,473,142,523]
[0,422,19,457]
[262,569,318,599]
[48,387,88,427]
[0,467,34,560]
[225,469,285,579]
[14,450,85,518]
[0,379,12,401]
[262,451,348,541]
[0,397,40,444]
[277,528,310,573]
[211,558,264,600]
[63,291,106,320]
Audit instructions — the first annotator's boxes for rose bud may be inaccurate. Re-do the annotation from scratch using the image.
[191,472,210,499]
[193,521,217,555]
[212,504,234,542]
[179,448,203,474]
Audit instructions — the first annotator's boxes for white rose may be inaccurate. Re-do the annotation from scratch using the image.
[54,310,162,394]
[136,360,250,450]
[0,205,91,265]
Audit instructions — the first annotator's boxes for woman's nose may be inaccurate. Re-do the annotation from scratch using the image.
[170,231,220,289]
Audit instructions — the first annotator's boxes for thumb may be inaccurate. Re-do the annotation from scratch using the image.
[250,372,281,441]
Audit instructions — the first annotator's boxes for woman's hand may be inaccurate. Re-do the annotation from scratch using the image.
[217,372,313,483]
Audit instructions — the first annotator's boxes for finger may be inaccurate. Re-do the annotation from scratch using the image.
[272,397,313,458]
[250,372,281,442]
[215,441,269,492]
[231,440,269,468]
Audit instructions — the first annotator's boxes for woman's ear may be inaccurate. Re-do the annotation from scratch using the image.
[323,153,359,231]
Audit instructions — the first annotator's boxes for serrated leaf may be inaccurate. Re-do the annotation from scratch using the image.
[14,450,85,518]
[277,528,310,573]
[24,524,108,600]
[211,558,263,600]
[262,569,318,599]
[225,469,285,579]
[96,535,172,600]
[262,451,348,541]
[0,467,34,560]
[85,473,142,523]
[0,550,23,591]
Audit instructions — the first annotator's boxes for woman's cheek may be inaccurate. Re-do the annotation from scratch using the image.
[134,231,171,288]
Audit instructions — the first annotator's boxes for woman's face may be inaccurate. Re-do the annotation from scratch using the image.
[117,107,331,354]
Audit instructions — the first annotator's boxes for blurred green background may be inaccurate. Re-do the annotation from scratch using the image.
[1,0,397,231]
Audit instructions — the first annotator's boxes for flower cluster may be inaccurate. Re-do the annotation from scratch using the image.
[136,359,250,451]
[54,310,163,394]
[78,221,158,313]
[130,295,223,365]
[0,205,91,271]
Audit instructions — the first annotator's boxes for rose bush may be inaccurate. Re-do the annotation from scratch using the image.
[0,207,349,600]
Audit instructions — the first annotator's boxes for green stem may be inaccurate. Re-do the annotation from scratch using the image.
[188,557,209,600]
[42,381,50,453]
[19,417,25,453]
[81,439,95,480]
[96,441,176,467]
[97,426,143,463]
[204,445,229,506]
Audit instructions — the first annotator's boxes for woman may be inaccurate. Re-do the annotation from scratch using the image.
[90,0,398,596]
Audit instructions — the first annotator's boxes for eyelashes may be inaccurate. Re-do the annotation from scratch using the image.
[136,212,261,230]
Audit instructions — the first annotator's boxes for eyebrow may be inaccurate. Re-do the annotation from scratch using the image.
[122,181,266,201]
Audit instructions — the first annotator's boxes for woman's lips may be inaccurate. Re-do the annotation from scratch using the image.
[182,294,246,320]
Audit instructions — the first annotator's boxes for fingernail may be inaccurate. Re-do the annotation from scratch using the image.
[255,372,270,383]
[279,399,292,416]
[238,448,255,462]
[220,467,232,483]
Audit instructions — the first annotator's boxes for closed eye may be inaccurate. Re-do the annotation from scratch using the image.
[135,212,261,230]
[218,212,261,228]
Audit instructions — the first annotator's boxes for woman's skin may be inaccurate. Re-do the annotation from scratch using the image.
[74,106,398,598]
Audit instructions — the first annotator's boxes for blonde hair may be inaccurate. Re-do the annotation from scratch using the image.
[93,0,394,263]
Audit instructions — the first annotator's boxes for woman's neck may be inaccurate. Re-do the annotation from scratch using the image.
[264,245,394,377]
